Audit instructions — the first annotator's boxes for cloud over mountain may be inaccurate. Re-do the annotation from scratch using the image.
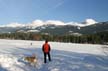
[0,23,25,28]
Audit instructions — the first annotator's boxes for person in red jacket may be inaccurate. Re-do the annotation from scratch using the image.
[42,40,51,63]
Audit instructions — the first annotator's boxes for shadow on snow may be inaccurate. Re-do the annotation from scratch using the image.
[0,66,7,71]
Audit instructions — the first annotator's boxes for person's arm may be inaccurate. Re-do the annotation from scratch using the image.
[42,44,44,52]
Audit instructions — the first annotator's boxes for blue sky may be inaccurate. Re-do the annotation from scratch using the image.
[0,0,108,24]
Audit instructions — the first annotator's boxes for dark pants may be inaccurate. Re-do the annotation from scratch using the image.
[44,52,51,63]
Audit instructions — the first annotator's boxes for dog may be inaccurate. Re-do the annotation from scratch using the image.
[24,56,37,66]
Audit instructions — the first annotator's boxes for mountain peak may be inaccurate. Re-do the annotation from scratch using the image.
[26,20,44,28]
[45,20,65,26]
[83,19,97,26]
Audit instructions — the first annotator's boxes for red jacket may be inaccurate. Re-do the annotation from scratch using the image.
[42,43,51,53]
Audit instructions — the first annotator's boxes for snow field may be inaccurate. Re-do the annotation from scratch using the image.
[0,39,108,71]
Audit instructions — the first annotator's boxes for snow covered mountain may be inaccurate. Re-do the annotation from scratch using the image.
[0,19,108,35]
[66,19,97,27]
[0,19,97,28]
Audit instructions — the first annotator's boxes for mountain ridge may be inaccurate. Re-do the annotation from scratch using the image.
[0,19,97,28]
[0,19,108,35]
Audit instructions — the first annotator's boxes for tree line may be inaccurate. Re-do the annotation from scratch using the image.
[0,31,108,44]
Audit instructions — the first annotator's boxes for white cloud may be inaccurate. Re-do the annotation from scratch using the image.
[0,22,25,28]
[54,1,65,9]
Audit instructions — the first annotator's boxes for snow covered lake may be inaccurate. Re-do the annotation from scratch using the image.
[0,39,108,71]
